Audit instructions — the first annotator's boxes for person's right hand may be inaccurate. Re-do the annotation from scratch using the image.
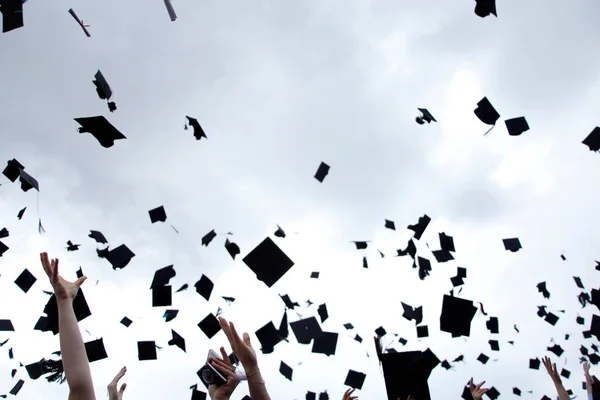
[40,252,87,302]
[542,356,561,383]
[219,317,258,372]
[107,366,127,400]
[469,378,489,400]
[584,362,592,377]
[208,347,241,400]
[342,388,358,400]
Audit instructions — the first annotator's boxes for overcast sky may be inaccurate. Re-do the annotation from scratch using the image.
[2,0,600,398]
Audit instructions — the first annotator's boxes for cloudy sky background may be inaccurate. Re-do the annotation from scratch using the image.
[1,0,600,398]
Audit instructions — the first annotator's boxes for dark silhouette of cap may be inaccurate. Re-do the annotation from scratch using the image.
[243,237,295,287]
[314,162,330,183]
[74,116,126,148]
[505,117,529,136]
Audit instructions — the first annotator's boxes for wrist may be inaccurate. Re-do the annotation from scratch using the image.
[244,365,260,376]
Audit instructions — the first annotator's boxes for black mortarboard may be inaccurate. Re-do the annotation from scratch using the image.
[457,268,466,278]
[547,344,564,357]
[0,319,14,331]
[41,291,91,335]
[163,309,178,322]
[450,276,464,287]
[319,392,329,400]
[560,368,571,379]
[317,304,329,323]
[375,326,387,337]
[66,241,80,252]
[353,241,368,250]
[474,97,500,126]
[198,313,221,339]
[168,329,186,352]
[401,303,423,325]
[9,379,24,395]
[185,116,207,140]
[416,108,437,124]
[590,315,600,340]
[14,268,36,293]
[17,207,26,220]
[477,353,489,364]
[85,338,108,362]
[138,341,157,361]
[306,392,316,400]
[74,116,126,148]
[440,360,451,370]
[577,316,585,325]
[385,219,396,230]
[397,239,417,258]
[314,162,330,183]
[486,387,500,400]
[399,337,408,345]
[151,265,176,289]
[432,249,454,263]
[529,358,541,369]
[290,317,323,344]
[574,276,585,289]
[537,305,548,317]
[489,340,499,351]
[440,295,477,337]
[505,117,529,136]
[105,244,135,270]
[354,334,363,343]
[120,317,132,327]
[310,271,320,279]
[149,206,167,223]
[439,232,455,252]
[201,230,216,246]
[224,238,240,260]
[194,275,213,301]
[311,331,338,356]
[344,323,354,330]
[280,294,299,309]
[18,169,38,192]
[152,286,172,307]
[274,225,286,238]
[75,267,83,278]
[486,316,499,334]
[474,0,497,18]
[583,127,600,152]
[378,348,439,400]
[255,321,282,354]
[243,237,294,287]
[0,227,8,238]
[545,313,559,326]
[417,325,429,338]
[362,256,368,268]
[190,385,207,400]
[513,387,521,396]
[408,215,431,240]
[417,256,432,280]
[89,230,108,244]
[93,70,113,101]
[461,385,473,400]
[503,238,521,252]
[344,370,366,390]
[176,284,188,292]
[2,158,24,182]
[537,282,550,298]
[0,0,24,33]
[279,361,293,381]
[0,240,8,257]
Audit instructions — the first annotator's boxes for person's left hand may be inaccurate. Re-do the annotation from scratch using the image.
[208,347,241,400]
[469,378,489,400]
[342,388,358,400]
[107,366,127,400]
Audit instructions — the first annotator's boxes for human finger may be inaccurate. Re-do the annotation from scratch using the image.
[119,383,127,395]
[242,332,252,347]
[211,359,237,378]
[219,347,232,366]
[230,322,243,344]
[51,259,59,282]
[75,276,87,288]
[219,318,233,343]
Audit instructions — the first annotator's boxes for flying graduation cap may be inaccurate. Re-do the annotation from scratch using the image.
[185,116,207,140]
[474,0,497,18]
[93,70,117,112]
[0,0,25,33]
[474,97,500,135]
[74,116,127,148]
[583,127,600,152]
[68,8,91,37]
[415,108,437,125]
[163,0,177,21]
[505,117,529,136]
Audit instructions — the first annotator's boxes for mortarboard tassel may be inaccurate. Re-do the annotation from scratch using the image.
[483,124,496,136]
[40,358,66,384]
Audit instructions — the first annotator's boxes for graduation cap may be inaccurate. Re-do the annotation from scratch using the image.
[274,225,286,238]
[74,116,126,148]
[168,329,186,352]
[198,313,221,339]
[311,331,338,356]
[68,8,90,37]
[0,319,14,331]
[2,158,24,182]
[38,290,91,335]
[377,345,439,400]
[93,70,117,112]
[417,325,429,338]
[194,275,213,301]
[243,237,294,287]
[224,238,240,260]
[149,206,167,223]
[18,168,39,192]
[489,340,500,351]
[375,326,387,337]
[185,116,207,140]
[0,227,8,238]
[439,232,455,252]
[314,162,330,183]
[486,316,499,334]
[503,238,521,252]
[385,219,396,230]
[0,0,24,33]
[477,353,489,364]
[150,265,176,288]
[138,341,157,361]
[401,303,423,325]
[574,276,585,289]
[14,268,36,293]
[66,240,80,252]
[0,240,8,257]
[416,256,432,280]
[255,321,283,354]
[344,323,354,330]
[85,338,108,362]
[280,294,299,309]
[317,304,329,323]
[440,295,477,337]
[415,108,437,124]
[529,358,541,369]
[583,127,600,152]
[310,271,320,279]
[547,344,564,357]
[397,239,417,258]
[163,0,177,21]
[279,361,293,381]
[408,214,431,240]
[577,316,585,325]
[474,0,497,18]
[537,282,550,298]
[105,244,135,269]
[120,317,132,327]
[163,309,178,322]
[432,249,454,263]
[505,117,529,136]
[353,241,368,250]
[152,286,172,307]
[344,370,366,390]
[290,317,323,344]
[201,230,216,246]
[545,312,559,326]
[89,230,108,244]
[9,379,24,395]
[17,207,26,220]
[474,97,500,135]
[362,256,368,269]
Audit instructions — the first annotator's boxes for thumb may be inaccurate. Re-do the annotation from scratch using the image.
[243,332,252,347]
[120,383,127,393]
[75,276,87,287]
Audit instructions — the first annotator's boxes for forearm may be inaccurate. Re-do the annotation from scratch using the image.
[58,299,95,399]
[553,380,570,400]
[246,367,271,400]
[586,376,594,395]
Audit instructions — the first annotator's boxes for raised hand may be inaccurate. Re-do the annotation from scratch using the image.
[208,347,241,400]
[219,317,258,372]
[40,252,87,301]
[342,388,358,400]
[584,362,591,377]
[543,356,561,383]
[107,366,127,400]
[469,378,489,400]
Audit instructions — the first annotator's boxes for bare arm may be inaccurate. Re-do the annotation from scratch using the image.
[543,356,569,400]
[246,367,271,400]
[584,362,594,395]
